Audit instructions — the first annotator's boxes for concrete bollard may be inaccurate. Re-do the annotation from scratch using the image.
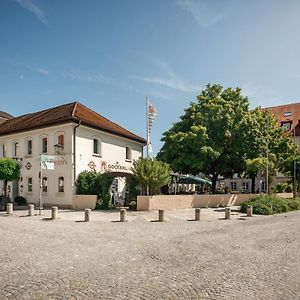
[158,210,165,222]
[195,208,201,221]
[28,204,34,216]
[6,203,13,215]
[225,208,231,220]
[85,208,91,222]
[51,206,58,220]
[247,205,253,217]
[120,208,127,222]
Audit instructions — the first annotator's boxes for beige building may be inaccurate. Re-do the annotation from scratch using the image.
[0,102,146,207]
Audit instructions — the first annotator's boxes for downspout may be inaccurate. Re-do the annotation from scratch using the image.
[73,120,81,183]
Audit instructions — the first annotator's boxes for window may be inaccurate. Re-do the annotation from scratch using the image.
[230,181,237,191]
[27,139,32,155]
[42,137,48,154]
[1,144,5,158]
[284,111,292,117]
[57,134,64,151]
[93,137,102,156]
[242,182,249,191]
[262,181,267,192]
[42,177,48,193]
[281,122,291,131]
[58,176,64,193]
[13,141,19,157]
[28,177,32,192]
[125,146,132,161]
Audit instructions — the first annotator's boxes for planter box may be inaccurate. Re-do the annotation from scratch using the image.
[72,195,97,210]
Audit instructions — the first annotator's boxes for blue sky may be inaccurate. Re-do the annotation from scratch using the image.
[1,0,300,154]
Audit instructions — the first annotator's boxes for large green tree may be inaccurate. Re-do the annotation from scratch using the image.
[0,158,21,198]
[245,108,297,193]
[157,84,249,192]
[131,158,171,195]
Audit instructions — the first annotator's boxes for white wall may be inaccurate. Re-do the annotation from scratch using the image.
[0,123,144,206]
[0,124,74,206]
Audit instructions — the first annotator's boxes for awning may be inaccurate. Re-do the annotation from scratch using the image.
[171,174,212,185]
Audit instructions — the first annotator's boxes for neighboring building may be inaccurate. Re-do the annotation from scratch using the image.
[0,111,13,124]
[0,102,146,207]
[219,102,300,193]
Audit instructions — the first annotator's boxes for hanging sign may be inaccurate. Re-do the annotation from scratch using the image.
[41,155,57,170]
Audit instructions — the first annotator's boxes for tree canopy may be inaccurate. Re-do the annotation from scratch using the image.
[0,158,21,197]
[157,83,297,193]
[131,158,171,195]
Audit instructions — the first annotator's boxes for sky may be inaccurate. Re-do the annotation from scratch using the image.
[1,0,300,154]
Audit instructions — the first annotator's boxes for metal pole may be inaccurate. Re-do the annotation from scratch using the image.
[146,97,149,196]
[266,116,269,194]
[293,127,297,198]
[38,157,43,215]
[146,97,149,158]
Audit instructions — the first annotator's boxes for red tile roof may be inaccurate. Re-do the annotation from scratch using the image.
[264,102,300,131]
[0,102,146,144]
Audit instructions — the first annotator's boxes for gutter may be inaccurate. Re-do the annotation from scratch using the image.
[73,120,81,183]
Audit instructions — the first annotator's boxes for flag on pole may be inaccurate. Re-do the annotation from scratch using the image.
[147,101,157,135]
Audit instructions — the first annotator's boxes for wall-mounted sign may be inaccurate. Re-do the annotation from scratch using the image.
[25,162,32,170]
[107,162,129,171]
[88,161,96,170]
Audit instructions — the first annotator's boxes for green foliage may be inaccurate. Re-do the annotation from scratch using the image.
[126,176,139,202]
[274,182,292,193]
[14,196,27,206]
[0,158,20,181]
[0,158,21,197]
[241,195,300,215]
[157,84,249,192]
[97,173,114,210]
[132,158,171,195]
[75,171,101,196]
[75,171,114,210]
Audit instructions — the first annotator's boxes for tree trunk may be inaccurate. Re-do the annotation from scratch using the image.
[251,176,255,194]
[3,180,7,197]
[211,173,218,194]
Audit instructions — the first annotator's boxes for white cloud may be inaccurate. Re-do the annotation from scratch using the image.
[132,60,202,93]
[62,69,112,85]
[176,0,224,27]
[14,0,47,25]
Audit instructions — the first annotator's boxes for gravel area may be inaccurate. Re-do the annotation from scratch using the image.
[0,207,299,299]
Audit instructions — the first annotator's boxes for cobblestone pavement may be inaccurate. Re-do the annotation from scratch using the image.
[0,208,299,299]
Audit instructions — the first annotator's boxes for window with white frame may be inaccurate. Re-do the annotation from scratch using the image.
[58,176,64,193]
[41,137,48,154]
[27,177,33,192]
[93,137,102,156]
[13,141,19,157]
[125,146,132,161]
[42,177,48,193]
[242,182,249,191]
[27,139,32,156]
[230,181,237,191]
[57,133,64,151]
[1,144,5,158]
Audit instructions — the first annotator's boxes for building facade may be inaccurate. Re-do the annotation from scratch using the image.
[0,102,146,207]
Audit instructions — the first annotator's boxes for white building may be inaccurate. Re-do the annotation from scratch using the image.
[0,102,146,207]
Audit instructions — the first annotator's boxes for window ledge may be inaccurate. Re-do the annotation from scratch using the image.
[125,159,132,163]
[92,154,101,158]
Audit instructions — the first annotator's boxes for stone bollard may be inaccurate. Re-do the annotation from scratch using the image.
[28,204,34,216]
[158,210,165,222]
[51,206,58,220]
[85,208,91,222]
[225,208,231,220]
[247,205,253,217]
[195,208,201,221]
[6,203,13,215]
[120,208,127,222]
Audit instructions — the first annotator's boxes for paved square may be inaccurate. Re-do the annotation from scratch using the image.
[0,208,299,299]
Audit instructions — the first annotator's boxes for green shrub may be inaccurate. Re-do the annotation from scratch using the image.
[14,196,27,206]
[240,195,300,215]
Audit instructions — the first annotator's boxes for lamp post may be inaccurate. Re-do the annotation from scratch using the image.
[293,126,297,198]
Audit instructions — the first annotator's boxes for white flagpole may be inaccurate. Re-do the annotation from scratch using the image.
[146,97,149,158]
